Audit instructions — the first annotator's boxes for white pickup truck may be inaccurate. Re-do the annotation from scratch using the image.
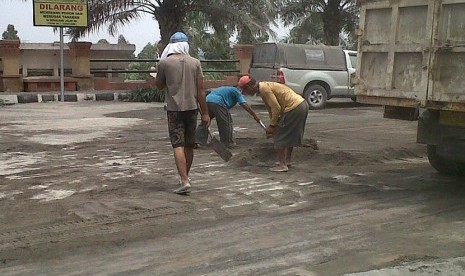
[249,42,357,109]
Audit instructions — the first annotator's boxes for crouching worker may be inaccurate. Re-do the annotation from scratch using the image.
[195,86,261,148]
[238,76,309,172]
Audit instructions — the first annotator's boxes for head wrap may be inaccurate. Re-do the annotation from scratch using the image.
[159,42,190,60]
[159,32,190,60]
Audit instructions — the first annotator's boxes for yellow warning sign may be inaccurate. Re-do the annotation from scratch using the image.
[33,0,88,27]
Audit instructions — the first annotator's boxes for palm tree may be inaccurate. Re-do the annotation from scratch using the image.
[67,0,278,48]
[280,0,359,47]
[281,14,325,45]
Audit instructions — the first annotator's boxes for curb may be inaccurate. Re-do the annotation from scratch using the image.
[1,92,265,107]
[0,91,130,105]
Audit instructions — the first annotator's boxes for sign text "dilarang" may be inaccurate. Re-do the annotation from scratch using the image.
[39,4,84,11]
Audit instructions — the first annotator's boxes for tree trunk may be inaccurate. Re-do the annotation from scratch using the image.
[322,0,343,46]
[155,3,188,51]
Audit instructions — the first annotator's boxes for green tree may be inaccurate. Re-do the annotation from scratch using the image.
[2,24,20,40]
[118,35,129,44]
[137,43,157,59]
[126,42,158,81]
[236,24,269,44]
[65,0,278,47]
[282,14,325,45]
[97,39,110,44]
[185,12,233,60]
[280,0,359,47]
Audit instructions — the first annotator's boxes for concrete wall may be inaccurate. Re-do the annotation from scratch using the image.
[1,40,253,92]
[20,42,135,79]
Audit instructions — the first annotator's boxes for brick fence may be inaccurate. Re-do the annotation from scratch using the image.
[0,40,253,93]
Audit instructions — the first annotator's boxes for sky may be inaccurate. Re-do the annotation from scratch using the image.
[0,0,289,55]
[1,0,161,54]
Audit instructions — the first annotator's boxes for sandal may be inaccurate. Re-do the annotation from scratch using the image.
[270,165,288,172]
[275,162,291,167]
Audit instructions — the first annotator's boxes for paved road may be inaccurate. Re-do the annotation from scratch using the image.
[0,100,464,275]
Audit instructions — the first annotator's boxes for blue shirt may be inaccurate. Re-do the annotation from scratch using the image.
[206,86,247,109]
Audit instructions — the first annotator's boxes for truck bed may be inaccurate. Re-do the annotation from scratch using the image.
[355,0,465,112]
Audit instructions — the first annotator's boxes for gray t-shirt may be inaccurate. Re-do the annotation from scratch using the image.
[156,54,203,111]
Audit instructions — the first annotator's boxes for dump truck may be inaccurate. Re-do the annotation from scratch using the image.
[355,0,465,175]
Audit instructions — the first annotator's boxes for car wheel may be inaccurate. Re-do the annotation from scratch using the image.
[304,84,328,110]
[427,145,465,176]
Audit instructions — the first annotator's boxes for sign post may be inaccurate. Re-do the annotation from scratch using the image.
[60,27,64,101]
[32,0,88,101]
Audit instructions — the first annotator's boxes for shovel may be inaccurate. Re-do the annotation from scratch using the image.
[208,129,232,162]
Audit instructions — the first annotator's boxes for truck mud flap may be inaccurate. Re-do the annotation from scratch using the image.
[384,106,419,121]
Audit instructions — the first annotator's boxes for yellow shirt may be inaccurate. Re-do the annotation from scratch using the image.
[258,82,305,126]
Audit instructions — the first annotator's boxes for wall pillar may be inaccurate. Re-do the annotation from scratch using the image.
[68,42,94,90]
[0,40,22,92]
[233,44,254,76]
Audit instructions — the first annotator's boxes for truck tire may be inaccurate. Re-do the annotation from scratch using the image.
[304,84,327,110]
[427,145,465,176]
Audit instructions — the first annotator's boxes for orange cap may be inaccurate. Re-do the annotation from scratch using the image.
[238,75,252,88]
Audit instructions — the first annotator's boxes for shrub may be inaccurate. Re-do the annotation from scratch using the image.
[126,87,165,102]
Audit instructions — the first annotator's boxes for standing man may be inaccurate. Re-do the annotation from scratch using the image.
[155,32,210,194]
[238,76,309,172]
[196,86,262,148]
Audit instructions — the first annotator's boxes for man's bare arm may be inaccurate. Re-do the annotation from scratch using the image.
[240,103,260,122]
[196,78,210,127]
